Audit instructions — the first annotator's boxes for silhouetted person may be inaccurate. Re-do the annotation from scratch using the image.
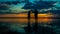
[24,10,32,34]
[28,11,31,34]
[34,9,38,34]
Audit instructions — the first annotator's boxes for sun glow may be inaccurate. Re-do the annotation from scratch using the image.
[38,14,53,17]
[0,13,54,23]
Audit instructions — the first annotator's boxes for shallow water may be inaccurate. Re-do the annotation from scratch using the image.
[0,18,60,34]
[0,14,60,34]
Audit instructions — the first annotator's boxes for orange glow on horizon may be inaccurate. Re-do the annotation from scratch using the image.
[0,13,54,24]
[38,14,53,17]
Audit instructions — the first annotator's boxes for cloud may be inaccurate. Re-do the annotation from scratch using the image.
[0,1,20,5]
[22,1,56,10]
[0,4,10,10]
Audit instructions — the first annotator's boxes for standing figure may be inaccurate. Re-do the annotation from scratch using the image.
[34,9,38,34]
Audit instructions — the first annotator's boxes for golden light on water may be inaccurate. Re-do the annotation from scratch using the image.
[38,13,53,23]
[0,13,54,24]
[38,18,53,24]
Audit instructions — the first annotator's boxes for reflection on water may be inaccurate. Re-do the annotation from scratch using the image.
[0,18,56,24]
[0,13,58,23]
[0,14,60,34]
[0,18,60,34]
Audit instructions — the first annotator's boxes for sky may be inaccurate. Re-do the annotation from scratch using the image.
[0,0,60,13]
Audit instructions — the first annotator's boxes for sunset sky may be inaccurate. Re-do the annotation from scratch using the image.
[0,0,60,13]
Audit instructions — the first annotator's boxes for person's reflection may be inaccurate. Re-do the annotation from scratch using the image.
[27,10,31,34]
[27,9,38,34]
[34,9,38,34]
